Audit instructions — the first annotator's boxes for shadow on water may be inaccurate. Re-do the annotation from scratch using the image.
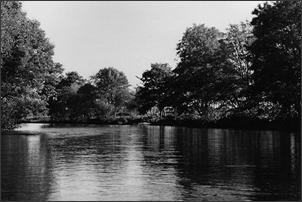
[1,124,301,201]
[1,134,53,201]
[140,126,301,200]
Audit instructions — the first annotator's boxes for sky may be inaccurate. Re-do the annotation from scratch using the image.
[21,1,265,88]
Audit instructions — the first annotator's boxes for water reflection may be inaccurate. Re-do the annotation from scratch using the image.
[1,134,53,201]
[1,124,300,201]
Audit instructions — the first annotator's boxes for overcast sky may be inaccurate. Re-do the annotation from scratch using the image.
[21,1,265,88]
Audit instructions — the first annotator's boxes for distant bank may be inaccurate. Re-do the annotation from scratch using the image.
[21,116,300,132]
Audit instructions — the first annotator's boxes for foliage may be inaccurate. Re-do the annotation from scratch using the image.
[216,22,254,117]
[248,0,301,119]
[172,24,240,120]
[48,67,133,121]
[91,67,131,116]
[135,63,173,114]
[1,1,63,130]
[224,22,254,83]
[124,89,137,113]
[2,1,299,129]
[48,71,84,121]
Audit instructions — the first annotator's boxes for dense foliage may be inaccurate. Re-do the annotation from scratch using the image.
[249,1,301,120]
[48,68,132,122]
[48,71,85,121]
[173,24,241,120]
[1,1,63,130]
[136,1,301,125]
[135,63,173,114]
[1,1,300,130]
[92,67,131,117]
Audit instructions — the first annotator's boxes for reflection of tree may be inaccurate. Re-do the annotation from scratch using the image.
[46,126,133,200]
[48,128,128,174]
[140,126,300,200]
[1,134,53,201]
[140,126,210,199]
[174,127,210,179]
[2,126,299,200]
[252,132,300,200]
[141,125,177,153]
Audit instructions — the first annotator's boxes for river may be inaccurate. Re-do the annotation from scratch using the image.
[1,123,301,201]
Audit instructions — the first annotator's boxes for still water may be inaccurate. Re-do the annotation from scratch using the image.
[1,123,301,201]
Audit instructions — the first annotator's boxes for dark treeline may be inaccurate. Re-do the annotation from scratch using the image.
[48,68,136,123]
[1,1,301,131]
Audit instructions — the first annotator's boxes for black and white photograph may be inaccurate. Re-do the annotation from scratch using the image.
[1,1,301,201]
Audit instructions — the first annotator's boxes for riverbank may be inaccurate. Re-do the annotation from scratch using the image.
[22,116,148,125]
[150,117,300,132]
[21,116,300,132]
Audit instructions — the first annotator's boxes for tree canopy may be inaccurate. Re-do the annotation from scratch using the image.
[171,24,241,119]
[135,63,173,114]
[249,0,301,119]
[1,1,63,129]
[91,67,131,116]
[1,1,299,130]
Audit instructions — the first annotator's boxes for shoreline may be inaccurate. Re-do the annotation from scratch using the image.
[18,117,300,132]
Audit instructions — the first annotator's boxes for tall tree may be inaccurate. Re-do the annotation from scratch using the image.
[249,0,301,119]
[91,67,131,116]
[173,24,238,120]
[135,63,173,114]
[1,1,63,129]
[224,21,254,87]
[72,83,99,121]
[48,71,84,121]
[217,22,255,116]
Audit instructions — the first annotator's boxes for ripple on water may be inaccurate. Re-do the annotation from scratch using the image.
[2,123,300,201]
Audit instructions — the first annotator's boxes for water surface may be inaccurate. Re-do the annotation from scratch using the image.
[1,123,301,201]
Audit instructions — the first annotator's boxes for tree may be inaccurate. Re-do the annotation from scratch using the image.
[173,24,239,120]
[125,89,138,114]
[48,71,84,121]
[216,22,255,117]
[224,22,254,85]
[56,71,84,89]
[135,63,173,114]
[91,67,131,116]
[249,0,301,119]
[1,1,63,129]
[73,83,99,121]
